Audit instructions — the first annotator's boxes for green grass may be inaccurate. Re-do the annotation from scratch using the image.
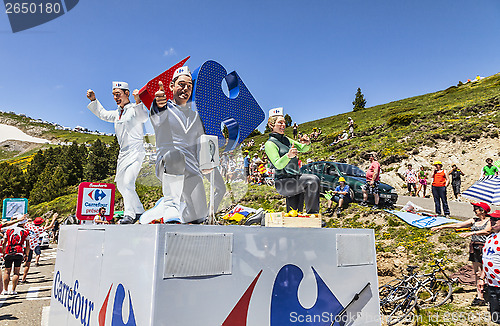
[248,74,500,166]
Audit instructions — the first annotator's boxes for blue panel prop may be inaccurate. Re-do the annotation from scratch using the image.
[192,61,265,152]
[271,264,344,326]
[386,210,460,228]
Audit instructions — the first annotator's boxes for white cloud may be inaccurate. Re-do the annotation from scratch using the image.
[163,47,176,56]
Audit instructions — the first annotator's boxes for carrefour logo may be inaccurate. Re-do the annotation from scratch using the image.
[99,283,136,326]
[222,264,346,326]
[4,0,80,33]
[88,189,107,201]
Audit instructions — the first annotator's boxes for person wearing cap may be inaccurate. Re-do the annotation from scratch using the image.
[479,210,500,323]
[347,117,354,138]
[21,213,57,285]
[86,82,149,224]
[431,161,450,217]
[482,158,499,177]
[2,222,29,295]
[0,214,27,295]
[432,202,492,306]
[264,109,320,213]
[324,177,351,216]
[360,152,381,209]
[148,66,225,223]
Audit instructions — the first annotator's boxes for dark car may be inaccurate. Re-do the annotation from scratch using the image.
[300,161,398,207]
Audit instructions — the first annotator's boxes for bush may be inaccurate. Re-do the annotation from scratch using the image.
[387,113,419,127]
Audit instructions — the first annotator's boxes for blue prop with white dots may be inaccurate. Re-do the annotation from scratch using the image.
[192,61,265,152]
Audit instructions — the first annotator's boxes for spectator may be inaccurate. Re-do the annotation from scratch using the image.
[2,221,29,295]
[361,152,381,209]
[21,213,58,285]
[479,210,500,323]
[404,164,418,196]
[449,164,465,201]
[324,177,351,216]
[348,117,354,138]
[243,151,250,183]
[292,123,298,139]
[416,166,428,198]
[93,207,110,224]
[432,202,491,306]
[482,158,499,177]
[431,161,450,218]
[0,214,27,294]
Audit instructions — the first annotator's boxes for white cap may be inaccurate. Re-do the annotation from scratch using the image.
[269,107,283,117]
[172,66,191,80]
[307,158,313,163]
[112,81,129,90]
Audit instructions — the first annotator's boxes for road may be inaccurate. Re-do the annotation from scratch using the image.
[0,245,56,326]
[396,195,500,220]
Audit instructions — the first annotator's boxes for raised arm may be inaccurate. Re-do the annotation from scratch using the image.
[431,218,474,231]
[44,212,58,231]
[87,89,117,122]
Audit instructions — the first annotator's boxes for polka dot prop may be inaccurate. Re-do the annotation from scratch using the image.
[192,60,265,152]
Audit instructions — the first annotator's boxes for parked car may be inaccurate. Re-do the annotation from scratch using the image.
[300,161,398,207]
[39,231,50,249]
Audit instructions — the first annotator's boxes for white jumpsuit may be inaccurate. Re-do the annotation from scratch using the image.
[87,99,148,218]
[149,99,225,223]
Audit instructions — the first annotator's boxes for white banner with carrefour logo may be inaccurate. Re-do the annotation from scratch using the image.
[76,182,115,221]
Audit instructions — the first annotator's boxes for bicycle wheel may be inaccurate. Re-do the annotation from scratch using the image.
[379,281,408,309]
[416,278,452,309]
[385,293,418,326]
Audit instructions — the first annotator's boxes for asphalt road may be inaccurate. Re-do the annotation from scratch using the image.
[0,245,56,326]
[396,195,500,220]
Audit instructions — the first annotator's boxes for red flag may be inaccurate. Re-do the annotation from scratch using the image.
[138,56,190,109]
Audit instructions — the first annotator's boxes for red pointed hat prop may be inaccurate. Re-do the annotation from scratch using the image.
[138,56,190,109]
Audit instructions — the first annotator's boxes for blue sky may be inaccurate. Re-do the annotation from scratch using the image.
[0,0,499,135]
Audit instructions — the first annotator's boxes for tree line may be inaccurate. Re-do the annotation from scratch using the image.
[0,138,119,208]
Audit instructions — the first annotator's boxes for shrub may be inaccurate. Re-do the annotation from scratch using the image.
[387,113,419,127]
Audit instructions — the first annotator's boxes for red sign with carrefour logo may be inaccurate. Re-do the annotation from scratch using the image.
[76,182,115,221]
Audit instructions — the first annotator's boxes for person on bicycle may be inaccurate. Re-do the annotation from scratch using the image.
[432,202,491,306]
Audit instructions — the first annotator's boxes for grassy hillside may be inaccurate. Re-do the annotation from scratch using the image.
[248,74,500,166]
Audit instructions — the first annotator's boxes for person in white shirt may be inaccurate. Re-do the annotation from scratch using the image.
[86,82,149,224]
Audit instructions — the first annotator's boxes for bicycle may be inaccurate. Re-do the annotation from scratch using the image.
[379,259,454,325]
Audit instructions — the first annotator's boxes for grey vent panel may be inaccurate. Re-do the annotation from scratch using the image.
[164,232,233,278]
[336,234,374,267]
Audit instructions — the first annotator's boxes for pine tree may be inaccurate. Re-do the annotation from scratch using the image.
[284,114,292,128]
[352,88,367,111]
[0,162,25,199]
[84,139,109,181]
[106,137,119,176]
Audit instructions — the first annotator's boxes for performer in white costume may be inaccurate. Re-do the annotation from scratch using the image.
[86,82,149,224]
[147,67,225,224]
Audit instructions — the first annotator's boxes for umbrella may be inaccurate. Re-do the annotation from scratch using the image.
[462,175,500,205]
